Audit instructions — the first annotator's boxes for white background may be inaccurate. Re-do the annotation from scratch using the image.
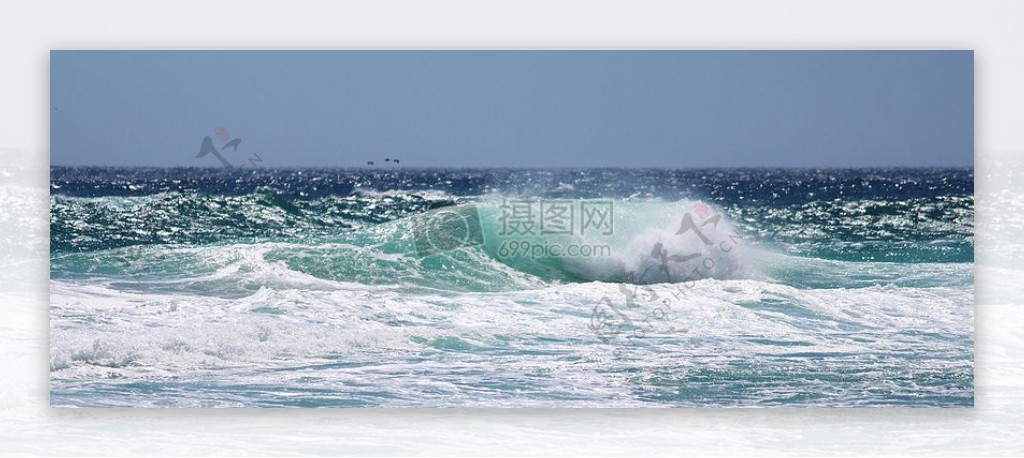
[1,0,1023,455]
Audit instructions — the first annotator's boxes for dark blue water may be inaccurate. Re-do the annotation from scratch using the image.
[51,167,972,260]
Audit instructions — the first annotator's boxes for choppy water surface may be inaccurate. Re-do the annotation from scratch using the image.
[50,167,973,407]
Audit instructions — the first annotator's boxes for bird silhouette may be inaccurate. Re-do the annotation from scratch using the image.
[393,159,400,165]
[385,158,391,162]
[367,161,374,166]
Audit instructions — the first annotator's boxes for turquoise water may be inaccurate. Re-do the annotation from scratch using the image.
[49,168,973,407]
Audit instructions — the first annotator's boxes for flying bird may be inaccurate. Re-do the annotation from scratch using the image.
[367,161,374,166]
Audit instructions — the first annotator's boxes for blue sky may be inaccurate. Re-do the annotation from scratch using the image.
[51,50,973,168]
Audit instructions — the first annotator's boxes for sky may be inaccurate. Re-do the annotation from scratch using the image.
[50,50,973,168]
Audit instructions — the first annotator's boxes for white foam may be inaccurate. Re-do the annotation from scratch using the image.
[51,272,972,390]
[551,200,750,284]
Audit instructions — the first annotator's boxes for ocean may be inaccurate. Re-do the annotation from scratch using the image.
[49,167,974,407]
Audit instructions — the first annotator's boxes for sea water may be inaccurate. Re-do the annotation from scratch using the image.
[49,167,973,407]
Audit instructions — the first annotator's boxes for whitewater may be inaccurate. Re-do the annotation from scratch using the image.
[49,167,974,407]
